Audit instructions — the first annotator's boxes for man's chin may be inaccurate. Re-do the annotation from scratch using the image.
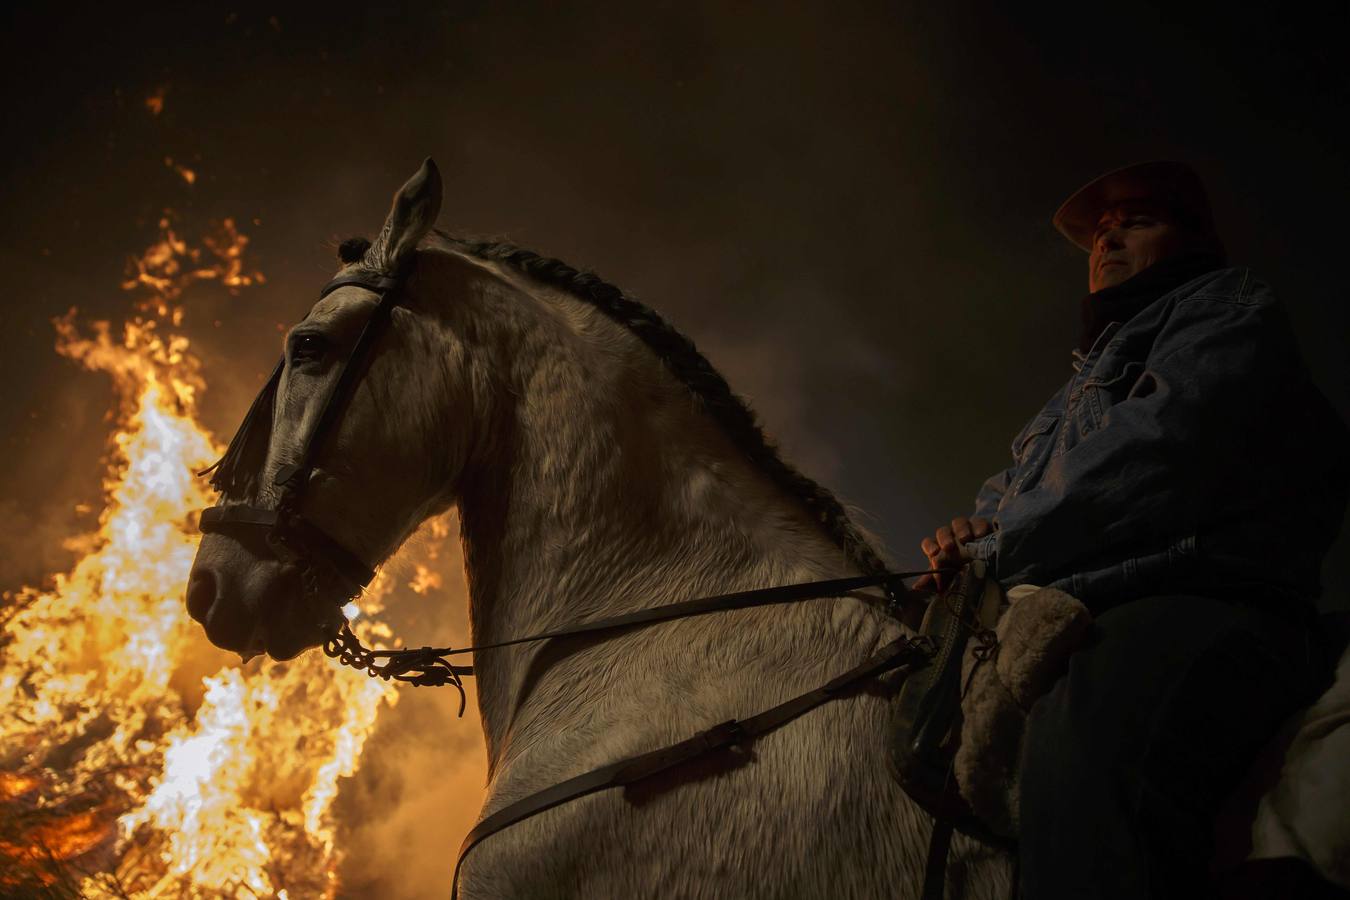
[1091,267,1132,292]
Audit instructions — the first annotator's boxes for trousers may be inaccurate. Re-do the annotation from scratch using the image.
[1017,594,1325,899]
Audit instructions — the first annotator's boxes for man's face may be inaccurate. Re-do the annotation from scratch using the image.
[1088,203,1192,292]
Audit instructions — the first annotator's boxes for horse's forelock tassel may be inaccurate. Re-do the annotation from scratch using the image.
[199,360,285,496]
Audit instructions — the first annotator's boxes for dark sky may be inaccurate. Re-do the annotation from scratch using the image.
[2,1,1347,603]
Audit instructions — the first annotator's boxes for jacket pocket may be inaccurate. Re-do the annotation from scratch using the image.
[1008,413,1059,497]
[1080,356,1145,432]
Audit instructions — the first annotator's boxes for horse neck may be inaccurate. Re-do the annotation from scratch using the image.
[451,287,875,770]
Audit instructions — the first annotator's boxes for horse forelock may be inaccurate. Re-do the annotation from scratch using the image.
[337,236,371,264]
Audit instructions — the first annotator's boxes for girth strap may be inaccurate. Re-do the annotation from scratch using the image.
[922,819,955,900]
[449,633,934,899]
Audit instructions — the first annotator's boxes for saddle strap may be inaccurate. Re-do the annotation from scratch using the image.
[891,561,995,816]
[923,818,955,900]
[448,634,934,899]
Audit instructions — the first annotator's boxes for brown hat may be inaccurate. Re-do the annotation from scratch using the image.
[1053,160,1217,252]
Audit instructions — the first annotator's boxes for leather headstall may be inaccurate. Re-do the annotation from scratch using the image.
[198,269,406,606]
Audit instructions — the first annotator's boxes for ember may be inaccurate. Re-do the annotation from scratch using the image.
[163,158,197,186]
[143,87,166,117]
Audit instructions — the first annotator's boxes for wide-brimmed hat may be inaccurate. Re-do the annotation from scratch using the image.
[1053,160,1217,252]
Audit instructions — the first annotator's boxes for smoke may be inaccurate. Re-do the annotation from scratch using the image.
[328,520,488,900]
[0,500,89,593]
[336,683,487,899]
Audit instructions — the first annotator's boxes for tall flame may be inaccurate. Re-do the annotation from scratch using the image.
[0,195,448,896]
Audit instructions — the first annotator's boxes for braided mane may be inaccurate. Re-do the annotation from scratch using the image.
[431,232,890,578]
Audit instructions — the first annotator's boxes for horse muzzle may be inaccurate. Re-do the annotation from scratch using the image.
[187,531,337,661]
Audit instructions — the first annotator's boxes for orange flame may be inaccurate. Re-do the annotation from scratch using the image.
[0,195,453,895]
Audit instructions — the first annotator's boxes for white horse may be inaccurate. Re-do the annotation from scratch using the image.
[185,158,1014,898]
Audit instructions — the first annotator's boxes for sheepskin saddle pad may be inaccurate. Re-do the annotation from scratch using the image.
[953,582,1092,839]
[888,563,1091,839]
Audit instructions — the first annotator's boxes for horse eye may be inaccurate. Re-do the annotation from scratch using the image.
[292,333,328,361]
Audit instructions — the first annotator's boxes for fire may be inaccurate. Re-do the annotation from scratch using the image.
[0,191,453,895]
[121,212,264,317]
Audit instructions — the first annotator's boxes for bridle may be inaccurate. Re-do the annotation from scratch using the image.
[200,269,403,585]
[196,268,477,681]
[196,260,972,899]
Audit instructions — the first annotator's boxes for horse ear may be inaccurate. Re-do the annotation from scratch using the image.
[371,157,443,271]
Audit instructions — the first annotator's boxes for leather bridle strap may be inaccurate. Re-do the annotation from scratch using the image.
[273,271,403,491]
[322,566,953,714]
[448,633,935,899]
[199,506,377,588]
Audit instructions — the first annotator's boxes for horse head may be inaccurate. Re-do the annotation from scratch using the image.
[187,159,484,660]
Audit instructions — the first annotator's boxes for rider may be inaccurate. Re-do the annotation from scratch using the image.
[916,161,1349,899]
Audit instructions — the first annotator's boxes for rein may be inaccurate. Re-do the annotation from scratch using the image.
[322,568,949,714]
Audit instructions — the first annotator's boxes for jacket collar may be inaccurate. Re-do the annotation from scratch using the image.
[1078,251,1227,352]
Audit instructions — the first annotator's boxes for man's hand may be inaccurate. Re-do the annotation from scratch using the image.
[913,516,994,593]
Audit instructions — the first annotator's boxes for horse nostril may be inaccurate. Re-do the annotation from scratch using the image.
[186,569,217,623]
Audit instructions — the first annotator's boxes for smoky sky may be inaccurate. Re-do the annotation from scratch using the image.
[1,3,1347,893]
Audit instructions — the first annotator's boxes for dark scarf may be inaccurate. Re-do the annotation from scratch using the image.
[1079,251,1227,352]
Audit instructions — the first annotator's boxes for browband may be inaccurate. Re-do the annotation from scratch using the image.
[319,272,401,299]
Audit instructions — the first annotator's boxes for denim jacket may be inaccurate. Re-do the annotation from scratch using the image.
[964,267,1349,613]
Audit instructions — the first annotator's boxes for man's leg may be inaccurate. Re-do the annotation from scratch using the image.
[1017,595,1320,900]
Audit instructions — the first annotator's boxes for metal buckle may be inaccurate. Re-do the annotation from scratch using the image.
[264,510,304,565]
[700,719,746,751]
[273,462,307,489]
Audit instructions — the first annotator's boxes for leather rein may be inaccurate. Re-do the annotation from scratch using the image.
[196,265,960,897]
